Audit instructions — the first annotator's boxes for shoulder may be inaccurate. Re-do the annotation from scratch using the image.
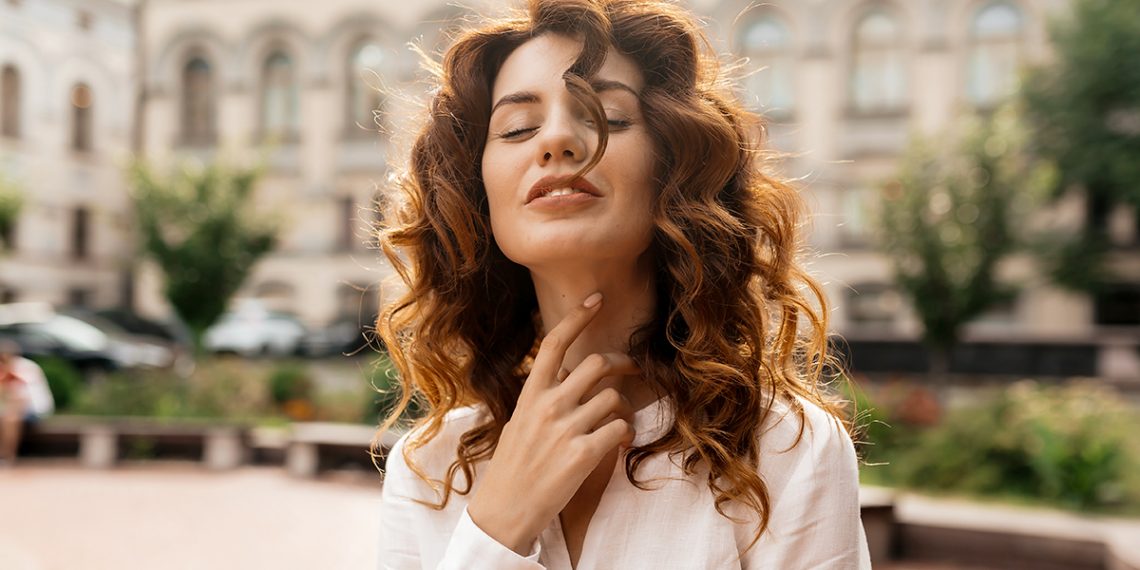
[383,404,489,495]
[739,396,870,567]
[755,395,858,482]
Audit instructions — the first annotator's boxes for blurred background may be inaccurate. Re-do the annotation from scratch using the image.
[0,0,1137,568]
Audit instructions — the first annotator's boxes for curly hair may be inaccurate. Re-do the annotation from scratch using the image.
[375,0,848,554]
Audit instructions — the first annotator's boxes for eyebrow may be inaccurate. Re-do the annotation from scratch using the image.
[490,79,640,116]
[591,79,639,98]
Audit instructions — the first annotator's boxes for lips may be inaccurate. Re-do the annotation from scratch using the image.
[524,174,602,205]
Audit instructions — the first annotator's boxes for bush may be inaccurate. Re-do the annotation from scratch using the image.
[869,380,1139,511]
[72,360,274,421]
[31,356,82,412]
[73,369,188,418]
[838,377,936,471]
[363,354,423,428]
[266,362,313,405]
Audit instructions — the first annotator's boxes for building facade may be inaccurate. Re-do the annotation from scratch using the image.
[4,0,1138,374]
[0,0,138,307]
[134,0,481,326]
[703,0,1138,340]
[698,0,1138,377]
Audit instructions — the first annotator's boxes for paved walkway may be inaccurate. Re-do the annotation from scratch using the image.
[2,462,1135,569]
[0,463,382,570]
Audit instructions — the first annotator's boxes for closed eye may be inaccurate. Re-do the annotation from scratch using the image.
[497,126,538,140]
[497,118,632,140]
[585,118,633,130]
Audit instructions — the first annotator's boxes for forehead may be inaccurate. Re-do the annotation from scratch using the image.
[491,33,644,101]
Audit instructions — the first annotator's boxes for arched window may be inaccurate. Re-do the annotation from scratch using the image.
[260,50,298,140]
[968,1,1024,106]
[181,56,215,145]
[1,65,20,138]
[851,8,906,114]
[70,83,93,152]
[740,15,794,115]
[347,40,384,136]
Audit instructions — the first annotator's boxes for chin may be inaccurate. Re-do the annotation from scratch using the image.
[493,225,653,268]
[500,244,588,268]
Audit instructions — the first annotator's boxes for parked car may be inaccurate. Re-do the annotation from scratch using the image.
[64,308,193,377]
[203,308,307,357]
[93,308,193,347]
[301,314,380,358]
[90,308,196,377]
[0,303,118,380]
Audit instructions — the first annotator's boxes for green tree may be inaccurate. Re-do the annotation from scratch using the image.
[877,108,1053,384]
[0,172,22,252]
[1023,0,1140,291]
[129,159,280,346]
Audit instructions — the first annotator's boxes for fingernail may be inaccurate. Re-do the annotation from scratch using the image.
[583,292,603,308]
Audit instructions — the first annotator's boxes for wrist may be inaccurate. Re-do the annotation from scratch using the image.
[467,498,542,555]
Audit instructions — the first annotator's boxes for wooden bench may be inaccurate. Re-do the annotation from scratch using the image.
[286,422,402,478]
[26,416,249,470]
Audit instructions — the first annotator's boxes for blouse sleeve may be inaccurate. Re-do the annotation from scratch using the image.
[378,432,546,570]
[740,403,871,570]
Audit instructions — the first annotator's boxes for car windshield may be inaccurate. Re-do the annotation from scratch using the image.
[28,315,109,351]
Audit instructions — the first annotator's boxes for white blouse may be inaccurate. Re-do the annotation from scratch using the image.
[378,395,871,569]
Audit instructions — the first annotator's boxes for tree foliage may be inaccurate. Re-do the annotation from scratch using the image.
[1022,0,1140,292]
[877,108,1053,357]
[0,172,22,252]
[129,159,279,344]
[1023,0,1140,209]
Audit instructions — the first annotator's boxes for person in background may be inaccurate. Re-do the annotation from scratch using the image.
[0,339,54,466]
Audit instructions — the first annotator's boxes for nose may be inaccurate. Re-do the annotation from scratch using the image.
[536,108,587,166]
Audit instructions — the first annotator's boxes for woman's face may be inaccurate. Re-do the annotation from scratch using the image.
[481,33,656,270]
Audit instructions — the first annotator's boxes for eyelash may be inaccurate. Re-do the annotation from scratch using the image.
[498,119,633,140]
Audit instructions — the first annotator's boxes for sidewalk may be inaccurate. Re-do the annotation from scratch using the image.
[2,462,1136,569]
[0,463,382,570]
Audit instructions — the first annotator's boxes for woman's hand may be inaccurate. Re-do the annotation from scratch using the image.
[467,292,639,555]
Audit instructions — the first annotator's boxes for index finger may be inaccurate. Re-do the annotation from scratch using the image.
[530,292,604,389]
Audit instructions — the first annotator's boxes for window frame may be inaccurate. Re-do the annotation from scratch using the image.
[70,83,94,153]
[848,6,909,117]
[966,0,1025,108]
[1,64,20,138]
[258,47,300,143]
[737,12,796,120]
[345,38,386,139]
[180,54,218,146]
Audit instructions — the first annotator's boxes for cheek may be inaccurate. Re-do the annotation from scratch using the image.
[480,149,520,253]
[615,137,659,216]
[480,152,510,216]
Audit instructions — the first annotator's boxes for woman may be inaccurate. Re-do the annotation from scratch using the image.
[1,340,54,465]
[375,1,869,568]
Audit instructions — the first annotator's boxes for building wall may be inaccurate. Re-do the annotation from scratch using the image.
[93,0,1140,352]
[136,0,493,325]
[702,0,1139,343]
[0,0,137,307]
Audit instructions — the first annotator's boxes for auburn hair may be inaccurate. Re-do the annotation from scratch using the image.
[375,0,848,554]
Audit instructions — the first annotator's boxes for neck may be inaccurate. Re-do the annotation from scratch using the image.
[527,253,659,410]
